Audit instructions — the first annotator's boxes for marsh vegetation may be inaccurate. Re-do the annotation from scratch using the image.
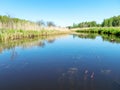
[0,29,69,41]
[76,27,120,36]
[0,15,69,41]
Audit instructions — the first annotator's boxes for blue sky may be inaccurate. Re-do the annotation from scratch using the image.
[0,0,120,26]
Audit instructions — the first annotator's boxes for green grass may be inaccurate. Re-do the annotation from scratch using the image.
[76,27,120,36]
[0,29,69,41]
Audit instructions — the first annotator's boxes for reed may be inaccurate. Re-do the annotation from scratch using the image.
[0,29,70,41]
[76,27,120,36]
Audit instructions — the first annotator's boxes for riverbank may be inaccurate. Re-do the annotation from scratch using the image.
[0,29,70,41]
[75,27,120,36]
[0,15,70,41]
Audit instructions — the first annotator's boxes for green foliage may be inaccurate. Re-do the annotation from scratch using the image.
[76,27,120,36]
[0,28,68,41]
[0,15,30,24]
[102,15,120,27]
[70,15,120,28]
[71,21,98,28]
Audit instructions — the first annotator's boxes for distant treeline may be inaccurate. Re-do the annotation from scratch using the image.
[0,15,55,30]
[102,15,120,27]
[69,15,120,28]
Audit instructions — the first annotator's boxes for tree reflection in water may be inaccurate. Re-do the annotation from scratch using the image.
[74,33,120,44]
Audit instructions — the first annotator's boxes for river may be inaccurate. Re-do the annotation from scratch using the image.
[0,34,120,90]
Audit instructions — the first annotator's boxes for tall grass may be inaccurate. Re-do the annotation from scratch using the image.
[76,27,120,36]
[0,29,70,41]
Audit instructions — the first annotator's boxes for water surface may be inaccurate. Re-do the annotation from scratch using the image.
[0,34,120,90]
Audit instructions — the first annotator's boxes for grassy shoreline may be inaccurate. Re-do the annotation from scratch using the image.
[1,27,120,41]
[0,29,70,41]
[75,27,120,36]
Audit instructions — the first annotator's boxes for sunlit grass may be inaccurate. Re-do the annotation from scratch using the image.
[0,29,69,41]
[76,27,120,36]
